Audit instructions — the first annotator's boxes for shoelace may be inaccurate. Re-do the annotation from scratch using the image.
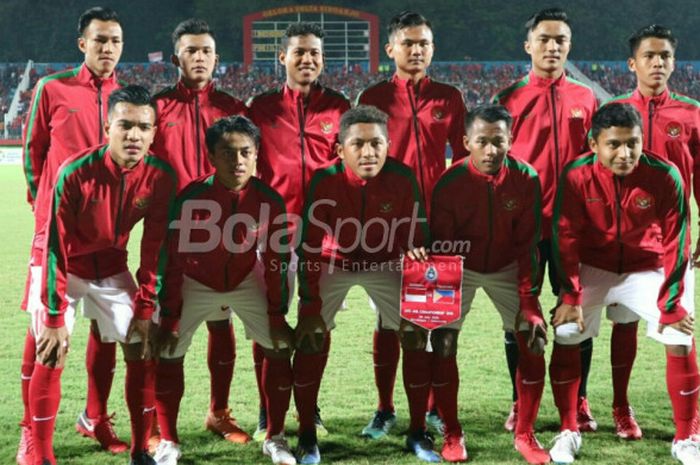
[95,413,119,438]
[614,408,636,430]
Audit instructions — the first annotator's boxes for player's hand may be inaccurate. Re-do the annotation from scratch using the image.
[36,325,70,368]
[405,247,429,262]
[527,321,548,355]
[659,313,695,336]
[270,322,295,352]
[153,326,179,360]
[551,303,584,332]
[398,319,428,350]
[126,318,153,360]
[693,237,700,268]
[295,315,326,351]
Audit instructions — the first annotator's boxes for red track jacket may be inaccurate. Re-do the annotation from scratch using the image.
[431,156,543,323]
[492,71,597,237]
[297,158,429,317]
[23,64,121,205]
[157,174,290,332]
[247,83,351,219]
[357,74,468,207]
[151,80,246,192]
[552,152,689,324]
[38,145,177,328]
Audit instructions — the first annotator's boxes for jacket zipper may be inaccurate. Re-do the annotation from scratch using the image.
[223,196,238,288]
[113,173,126,246]
[647,100,655,150]
[195,93,201,176]
[483,183,494,271]
[407,85,427,206]
[97,81,103,144]
[614,176,624,274]
[297,98,307,194]
[550,85,561,181]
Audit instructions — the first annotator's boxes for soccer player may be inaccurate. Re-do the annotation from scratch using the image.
[28,85,177,465]
[247,21,350,440]
[293,105,430,464]
[425,103,548,464]
[356,10,468,437]
[153,116,296,465]
[595,24,700,440]
[548,103,699,465]
[18,7,126,462]
[150,18,250,447]
[491,7,598,432]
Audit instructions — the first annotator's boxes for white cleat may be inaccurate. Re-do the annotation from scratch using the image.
[672,437,700,465]
[153,439,181,465]
[263,434,297,465]
[549,430,581,464]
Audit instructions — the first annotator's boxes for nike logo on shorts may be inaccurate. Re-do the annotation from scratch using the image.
[680,386,700,396]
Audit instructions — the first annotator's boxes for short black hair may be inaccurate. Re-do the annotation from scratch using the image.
[281,22,324,51]
[338,105,389,143]
[590,103,643,141]
[205,115,261,153]
[107,85,156,120]
[628,24,677,57]
[465,104,513,133]
[78,6,120,36]
[524,7,570,37]
[172,18,215,52]
[387,11,432,39]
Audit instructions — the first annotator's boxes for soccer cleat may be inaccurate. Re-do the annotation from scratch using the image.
[254,407,268,442]
[406,430,441,463]
[441,433,468,462]
[147,415,161,454]
[75,411,128,454]
[426,409,445,436]
[505,401,519,432]
[263,434,297,465]
[16,424,33,465]
[295,438,321,465]
[515,432,551,464]
[314,407,329,437]
[130,451,156,465]
[153,439,181,465]
[576,397,597,432]
[612,406,642,440]
[672,437,700,465]
[549,430,581,464]
[205,408,252,444]
[361,410,397,439]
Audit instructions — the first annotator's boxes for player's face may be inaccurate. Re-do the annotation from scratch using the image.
[208,132,257,191]
[106,102,156,169]
[280,34,324,89]
[173,33,218,89]
[524,20,571,78]
[386,25,434,80]
[464,118,511,175]
[590,125,643,177]
[628,37,675,96]
[79,19,123,78]
[338,123,388,180]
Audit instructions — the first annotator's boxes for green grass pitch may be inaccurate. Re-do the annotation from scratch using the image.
[0,164,695,464]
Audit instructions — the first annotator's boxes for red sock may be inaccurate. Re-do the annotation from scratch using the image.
[373,329,399,412]
[207,322,235,412]
[85,328,116,419]
[29,363,62,465]
[21,328,36,426]
[403,349,432,432]
[155,360,184,443]
[549,343,581,432]
[515,332,546,435]
[293,337,329,435]
[263,356,293,438]
[125,360,155,455]
[253,342,266,409]
[432,354,461,436]
[667,347,700,440]
[427,389,436,413]
[611,322,637,408]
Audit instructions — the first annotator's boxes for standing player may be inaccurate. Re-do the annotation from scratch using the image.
[293,105,432,464]
[594,24,700,440]
[247,21,350,440]
[150,18,250,447]
[425,104,548,464]
[548,103,699,465]
[491,7,598,432]
[28,85,176,465]
[153,116,296,465]
[356,10,468,437]
[18,7,126,463]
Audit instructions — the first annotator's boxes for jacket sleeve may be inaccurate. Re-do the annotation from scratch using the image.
[156,195,185,332]
[398,173,430,251]
[261,192,291,327]
[22,79,52,205]
[448,91,469,162]
[657,168,690,325]
[430,177,456,245]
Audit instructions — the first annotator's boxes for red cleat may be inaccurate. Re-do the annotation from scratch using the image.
[612,406,642,440]
[16,424,33,465]
[205,408,252,444]
[514,432,550,464]
[505,401,518,432]
[75,411,128,454]
[576,397,597,432]
[441,433,468,462]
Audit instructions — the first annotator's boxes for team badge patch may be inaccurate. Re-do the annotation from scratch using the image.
[502,198,518,211]
[432,108,444,121]
[425,265,438,282]
[134,197,150,209]
[570,107,583,118]
[666,122,682,138]
[634,195,653,209]
[379,202,393,213]
[320,121,333,134]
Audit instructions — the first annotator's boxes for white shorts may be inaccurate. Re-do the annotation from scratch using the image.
[162,263,278,358]
[555,265,694,347]
[28,266,139,343]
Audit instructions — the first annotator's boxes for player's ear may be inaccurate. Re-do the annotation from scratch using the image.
[384,42,394,59]
[462,134,469,151]
[214,53,220,69]
[588,135,598,153]
[336,142,344,159]
[278,49,286,66]
[627,57,636,73]
[78,36,87,54]
[171,54,180,68]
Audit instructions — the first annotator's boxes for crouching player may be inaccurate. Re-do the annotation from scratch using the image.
[414,104,548,464]
[293,105,432,464]
[28,85,177,465]
[549,103,699,465]
[154,116,296,465]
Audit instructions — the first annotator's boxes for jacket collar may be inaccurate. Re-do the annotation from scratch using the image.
[390,73,432,94]
[77,63,119,90]
[632,87,670,107]
[212,174,251,197]
[102,145,146,179]
[527,69,567,88]
[283,82,322,107]
[175,79,216,103]
[467,155,508,183]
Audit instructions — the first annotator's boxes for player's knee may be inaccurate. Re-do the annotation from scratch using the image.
[263,347,292,359]
[36,351,63,369]
[666,344,692,357]
[400,330,426,352]
[206,319,231,330]
[432,329,459,358]
[297,333,326,354]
